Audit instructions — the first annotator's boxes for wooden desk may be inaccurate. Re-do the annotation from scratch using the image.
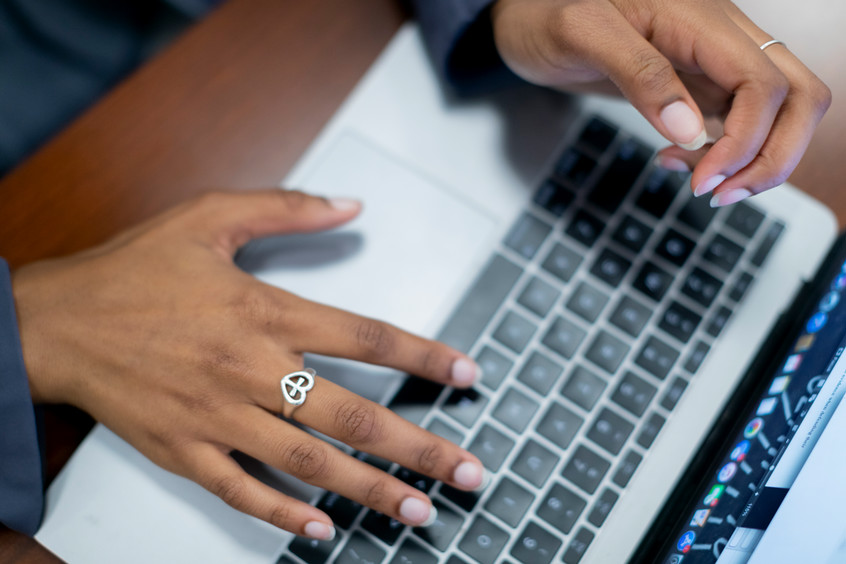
[0,0,843,560]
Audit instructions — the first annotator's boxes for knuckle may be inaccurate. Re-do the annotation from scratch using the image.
[416,443,445,475]
[363,479,388,508]
[335,401,383,445]
[209,474,248,509]
[629,49,677,93]
[233,285,280,329]
[354,320,395,359]
[278,189,311,212]
[267,504,293,529]
[283,441,330,481]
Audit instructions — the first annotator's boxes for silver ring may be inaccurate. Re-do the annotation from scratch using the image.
[281,368,316,408]
[760,39,786,51]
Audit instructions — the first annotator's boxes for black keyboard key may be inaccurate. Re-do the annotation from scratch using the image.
[538,483,587,534]
[612,449,643,488]
[468,424,515,472]
[485,477,534,528]
[534,178,575,217]
[561,365,606,412]
[705,305,733,337]
[537,402,584,449]
[725,201,765,238]
[566,281,609,322]
[637,412,666,449]
[588,488,619,527]
[438,254,522,353]
[476,346,512,391]
[609,295,651,337]
[289,535,341,564]
[427,418,465,446]
[414,500,463,552]
[389,378,443,426]
[729,271,754,302]
[493,387,539,433]
[553,147,597,187]
[517,351,563,395]
[584,330,630,375]
[590,248,632,288]
[588,137,651,214]
[512,439,559,488]
[361,510,405,545]
[751,221,785,267]
[459,516,508,564]
[635,336,679,380]
[612,214,653,253]
[636,168,685,219]
[493,310,537,353]
[563,527,595,564]
[317,491,362,529]
[439,484,481,513]
[587,407,634,456]
[611,371,657,417]
[276,556,297,564]
[517,276,561,318]
[391,539,437,564]
[682,267,723,308]
[566,210,604,247]
[678,195,717,232]
[447,557,471,564]
[442,388,488,429]
[542,242,583,283]
[396,467,436,493]
[655,228,696,266]
[336,532,386,564]
[562,445,610,495]
[578,117,617,153]
[684,340,710,374]
[505,213,553,260]
[660,377,688,411]
[633,261,673,301]
[703,233,743,272]
[542,315,587,359]
[659,300,701,343]
[510,521,562,564]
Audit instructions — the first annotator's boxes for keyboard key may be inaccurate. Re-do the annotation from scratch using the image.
[636,411,666,449]
[751,221,785,267]
[391,539,437,564]
[396,467,435,493]
[512,439,559,488]
[585,330,630,374]
[612,449,643,488]
[389,378,444,426]
[587,407,634,455]
[725,201,765,238]
[612,214,653,253]
[588,488,619,527]
[566,210,604,247]
[566,281,609,322]
[336,532,386,564]
[562,444,611,495]
[677,195,717,232]
[438,484,481,513]
[510,521,562,564]
[588,137,651,214]
[534,178,575,217]
[538,483,587,534]
[438,254,522,353]
[633,261,673,301]
[655,228,695,266]
[446,557,471,564]
[635,335,679,380]
[468,424,515,472]
[485,476,534,527]
[361,510,405,545]
[542,242,583,283]
[505,213,553,260]
[590,248,632,288]
[517,351,563,395]
[427,418,464,446]
[729,271,754,302]
[414,500,463,552]
[611,371,657,417]
[682,267,723,308]
[289,535,341,564]
[542,315,587,359]
[703,233,743,272]
[609,295,651,337]
[459,515,508,564]
[442,388,488,428]
[636,168,684,219]
[553,147,597,187]
[684,340,710,374]
[578,117,617,153]
[517,276,561,318]
[537,402,584,449]
[659,301,702,343]
[660,377,688,411]
[317,491,363,529]
[276,556,297,564]
[493,310,537,353]
[705,305,733,337]
[561,365,606,412]
[476,345,513,391]
[493,387,539,433]
[562,527,596,564]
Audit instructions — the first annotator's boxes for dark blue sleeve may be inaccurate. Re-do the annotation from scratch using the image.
[408,0,524,95]
[0,259,43,536]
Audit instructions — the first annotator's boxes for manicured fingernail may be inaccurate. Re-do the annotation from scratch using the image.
[400,497,437,527]
[660,101,706,150]
[304,521,336,541]
[328,197,360,211]
[654,155,691,173]
[453,461,490,491]
[694,174,726,197]
[451,357,480,387]
[710,188,753,208]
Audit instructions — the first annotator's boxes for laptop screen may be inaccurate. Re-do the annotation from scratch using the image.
[658,243,846,563]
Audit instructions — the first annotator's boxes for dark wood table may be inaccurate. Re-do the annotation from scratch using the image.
[1,0,843,560]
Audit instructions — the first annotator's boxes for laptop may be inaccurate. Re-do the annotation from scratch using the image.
[35,23,845,564]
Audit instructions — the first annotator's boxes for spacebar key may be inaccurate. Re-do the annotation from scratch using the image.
[437,254,522,353]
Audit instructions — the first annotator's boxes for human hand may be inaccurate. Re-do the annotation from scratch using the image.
[491,0,830,206]
[12,190,487,540]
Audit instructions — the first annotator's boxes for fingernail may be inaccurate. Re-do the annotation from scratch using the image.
[660,101,706,150]
[304,521,336,541]
[654,155,691,173]
[328,197,360,211]
[453,461,490,491]
[400,497,437,527]
[451,357,480,387]
[710,188,753,208]
[693,174,726,197]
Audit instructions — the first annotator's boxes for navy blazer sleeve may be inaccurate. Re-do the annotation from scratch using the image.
[0,259,43,536]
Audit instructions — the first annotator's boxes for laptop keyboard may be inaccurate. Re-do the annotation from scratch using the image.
[279,116,785,564]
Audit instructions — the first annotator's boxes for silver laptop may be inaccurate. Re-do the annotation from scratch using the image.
[35,23,842,564]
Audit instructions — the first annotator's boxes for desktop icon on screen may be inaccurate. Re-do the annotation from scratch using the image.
[730,440,750,462]
[704,484,726,507]
[756,397,778,416]
[744,418,764,439]
[690,509,711,527]
[769,376,791,394]
[794,335,815,352]
[676,531,696,554]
